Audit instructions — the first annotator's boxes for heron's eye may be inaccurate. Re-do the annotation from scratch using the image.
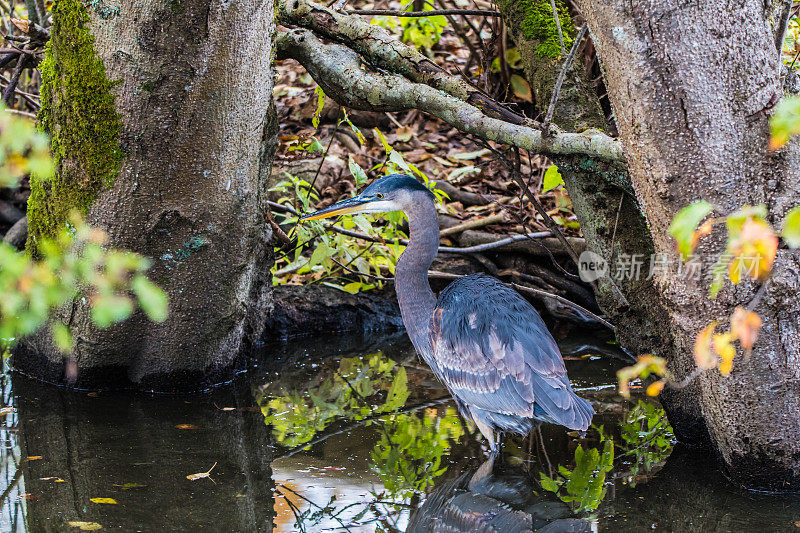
[376,193,384,199]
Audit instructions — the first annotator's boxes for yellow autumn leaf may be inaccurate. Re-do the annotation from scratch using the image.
[730,306,762,352]
[27,456,42,461]
[67,521,102,531]
[694,322,718,370]
[690,218,715,252]
[713,332,737,376]
[727,218,778,283]
[646,380,666,396]
[616,354,668,398]
[89,498,118,504]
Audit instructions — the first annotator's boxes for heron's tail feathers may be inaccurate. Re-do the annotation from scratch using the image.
[565,393,595,432]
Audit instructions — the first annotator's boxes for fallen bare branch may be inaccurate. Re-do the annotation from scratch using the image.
[276,29,625,162]
[439,213,505,237]
[280,0,529,126]
[268,200,560,254]
[347,8,501,17]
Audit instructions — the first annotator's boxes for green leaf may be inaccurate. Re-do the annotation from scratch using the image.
[348,157,369,186]
[312,86,325,129]
[384,367,409,410]
[51,322,74,353]
[769,95,800,149]
[539,474,561,493]
[91,295,134,328]
[782,206,800,248]
[307,242,331,269]
[341,282,364,294]
[668,200,714,259]
[131,276,169,323]
[542,165,564,193]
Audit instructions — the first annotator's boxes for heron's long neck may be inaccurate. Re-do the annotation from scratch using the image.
[396,197,439,354]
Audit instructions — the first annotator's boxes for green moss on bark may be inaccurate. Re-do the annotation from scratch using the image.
[506,0,574,58]
[27,0,122,252]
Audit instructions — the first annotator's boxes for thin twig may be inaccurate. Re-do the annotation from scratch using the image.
[544,23,588,132]
[548,0,565,56]
[347,8,501,17]
[268,200,553,253]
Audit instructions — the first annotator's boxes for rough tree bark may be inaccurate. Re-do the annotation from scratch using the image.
[15,0,277,390]
[574,0,800,489]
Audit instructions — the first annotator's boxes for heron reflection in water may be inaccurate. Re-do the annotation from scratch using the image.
[301,174,594,453]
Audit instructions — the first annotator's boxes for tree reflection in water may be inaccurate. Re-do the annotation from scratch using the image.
[258,347,678,531]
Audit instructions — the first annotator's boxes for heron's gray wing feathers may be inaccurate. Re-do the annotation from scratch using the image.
[428,274,593,431]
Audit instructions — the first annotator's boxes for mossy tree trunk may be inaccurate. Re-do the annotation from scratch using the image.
[16,0,277,390]
[571,0,800,489]
[502,0,800,490]
[495,0,605,131]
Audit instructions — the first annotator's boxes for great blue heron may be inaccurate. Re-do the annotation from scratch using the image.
[301,174,594,452]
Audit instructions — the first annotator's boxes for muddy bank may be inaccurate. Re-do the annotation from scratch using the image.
[263,284,403,339]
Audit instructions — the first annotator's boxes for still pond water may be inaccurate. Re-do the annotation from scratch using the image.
[0,327,798,532]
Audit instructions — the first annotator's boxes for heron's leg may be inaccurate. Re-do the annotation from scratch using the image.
[472,416,497,455]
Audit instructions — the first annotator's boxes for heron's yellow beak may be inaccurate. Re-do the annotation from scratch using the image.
[299,196,370,221]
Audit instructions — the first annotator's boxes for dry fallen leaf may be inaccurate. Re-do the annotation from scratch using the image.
[10,18,29,34]
[90,498,118,504]
[395,125,414,142]
[187,462,217,484]
[175,424,199,430]
[68,521,103,531]
[27,456,42,461]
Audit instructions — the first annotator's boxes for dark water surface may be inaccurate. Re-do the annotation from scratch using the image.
[1,328,799,532]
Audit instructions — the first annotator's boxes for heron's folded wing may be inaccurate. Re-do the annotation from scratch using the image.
[428,276,591,429]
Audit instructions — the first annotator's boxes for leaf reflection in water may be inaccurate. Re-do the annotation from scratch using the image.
[259,352,469,531]
[618,400,676,485]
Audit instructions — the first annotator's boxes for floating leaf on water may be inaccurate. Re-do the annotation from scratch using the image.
[67,521,103,531]
[186,462,217,484]
[90,498,118,504]
[113,483,147,490]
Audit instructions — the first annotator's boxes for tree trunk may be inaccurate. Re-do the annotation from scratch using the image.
[572,0,800,490]
[495,0,606,131]
[15,0,277,391]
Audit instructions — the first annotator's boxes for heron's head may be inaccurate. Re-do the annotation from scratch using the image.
[300,174,434,221]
